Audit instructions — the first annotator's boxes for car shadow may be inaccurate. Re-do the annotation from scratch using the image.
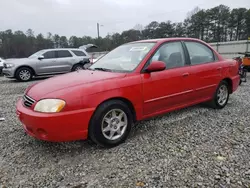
[28,137,111,160]
[28,103,210,156]
[128,104,208,138]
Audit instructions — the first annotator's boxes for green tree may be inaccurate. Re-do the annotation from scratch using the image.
[0,4,249,58]
[244,9,250,39]
[53,34,60,48]
[59,36,68,48]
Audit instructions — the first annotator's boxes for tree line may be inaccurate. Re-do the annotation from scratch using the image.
[0,4,249,59]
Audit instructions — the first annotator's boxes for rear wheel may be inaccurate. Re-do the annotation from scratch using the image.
[72,64,84,71]
[208,80,229,109]
[88,100,133,147]
[243,69,247,82]
[16,67,33,82]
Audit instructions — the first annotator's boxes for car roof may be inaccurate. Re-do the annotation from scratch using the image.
[44,48,86,51]
[129,37,204,44]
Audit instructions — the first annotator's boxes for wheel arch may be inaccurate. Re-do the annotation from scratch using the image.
[93,97,137,123]
[72,60,90,70]
[222,78,233,94]
[15,65,36,77]
[78,60,86,65]
[78,58,90,65]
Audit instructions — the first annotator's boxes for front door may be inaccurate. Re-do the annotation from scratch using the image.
[36,50,58,75]
[141,41,194,116]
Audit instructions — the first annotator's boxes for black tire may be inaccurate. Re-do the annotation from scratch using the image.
[208,80,230,109]
[88,100,133,147]
[72,64,84,71]
[243,70,247,82]
[15,67,33,82]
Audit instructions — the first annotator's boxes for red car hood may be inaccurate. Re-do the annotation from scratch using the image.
[26,70,126,100]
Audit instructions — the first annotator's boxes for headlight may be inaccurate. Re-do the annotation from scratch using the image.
[34,99,66,113]
[4,63,14,68]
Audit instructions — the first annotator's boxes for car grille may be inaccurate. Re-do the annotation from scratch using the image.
[23,95,36,108]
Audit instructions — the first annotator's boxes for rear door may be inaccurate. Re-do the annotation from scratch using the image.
[141,41,195,115]
[183,41,223,100]
[36,50,57,75]
[55,50,74,72]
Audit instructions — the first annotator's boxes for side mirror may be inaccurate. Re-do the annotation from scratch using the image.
[145,61,166,73]
[38,55,44,60]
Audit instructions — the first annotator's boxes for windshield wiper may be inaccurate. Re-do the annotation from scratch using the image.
[92,67,113,72]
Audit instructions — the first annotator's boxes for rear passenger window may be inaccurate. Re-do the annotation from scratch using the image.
[72,50,86,56]
[185,41,215,65]
[43,51,56,59]
[57,50,72,58]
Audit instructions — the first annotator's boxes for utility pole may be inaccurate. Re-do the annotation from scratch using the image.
[97,23,100,39]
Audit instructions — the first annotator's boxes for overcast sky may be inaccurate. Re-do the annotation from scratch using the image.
[0,0,249,38]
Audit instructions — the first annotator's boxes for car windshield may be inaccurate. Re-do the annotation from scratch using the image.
[28,50,46,58]
[89,42,156,72]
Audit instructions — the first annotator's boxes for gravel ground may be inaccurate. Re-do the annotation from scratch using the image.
[0,75,250,188]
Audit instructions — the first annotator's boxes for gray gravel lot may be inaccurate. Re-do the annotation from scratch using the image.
[0,75,250,188]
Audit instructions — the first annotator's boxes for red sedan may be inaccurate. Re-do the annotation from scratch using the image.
[16,38,240,147]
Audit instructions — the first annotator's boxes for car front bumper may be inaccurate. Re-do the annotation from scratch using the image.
[16,98,95,142]
[2,68,15,78]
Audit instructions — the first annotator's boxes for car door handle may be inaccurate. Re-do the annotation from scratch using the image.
[217,67,222,70]
[182,73,189,77]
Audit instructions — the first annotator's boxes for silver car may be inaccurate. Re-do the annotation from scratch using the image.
[2,48,91,81]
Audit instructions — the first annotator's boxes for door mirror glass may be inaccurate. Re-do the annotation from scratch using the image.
[145,61,166,73]
[38,55,44,60]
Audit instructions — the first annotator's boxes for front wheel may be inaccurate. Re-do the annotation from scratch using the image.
[208,80,229,109]
[88,100,133,147]
[16,67,33,82]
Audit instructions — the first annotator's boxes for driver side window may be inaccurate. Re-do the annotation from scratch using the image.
[43,51,56,59]
[149,42,186,69]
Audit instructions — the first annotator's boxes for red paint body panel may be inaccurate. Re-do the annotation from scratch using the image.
[26,71,127,100]
[16,38,240,142]
[142,66,194,115]
[16,99,94,141]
